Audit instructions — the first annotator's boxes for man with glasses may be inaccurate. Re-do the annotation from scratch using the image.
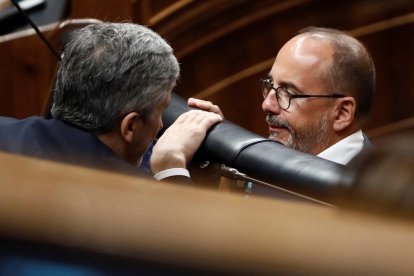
[260,27,375,164]
[191,27,375,165]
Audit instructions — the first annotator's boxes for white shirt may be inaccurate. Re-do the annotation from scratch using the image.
[153,168,190,181]
[317,130,365,165]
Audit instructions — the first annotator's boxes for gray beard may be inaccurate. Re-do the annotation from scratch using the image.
[267,113,329,154]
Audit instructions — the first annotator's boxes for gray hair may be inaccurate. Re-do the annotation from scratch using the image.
[51,22,180,133]
[299,27,376,121]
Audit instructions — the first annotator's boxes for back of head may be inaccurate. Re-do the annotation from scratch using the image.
[299,27,376,122]
[51,22,180,133]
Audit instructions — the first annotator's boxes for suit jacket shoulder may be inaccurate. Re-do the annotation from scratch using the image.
[0,116,145,177]
[346,133,375,169]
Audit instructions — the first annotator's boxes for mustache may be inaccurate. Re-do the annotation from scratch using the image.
[266,114,290,129]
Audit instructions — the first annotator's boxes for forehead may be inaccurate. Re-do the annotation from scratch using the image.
[269,35,334,91]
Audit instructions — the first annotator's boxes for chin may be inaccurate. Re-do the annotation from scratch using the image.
[268,133,287,145]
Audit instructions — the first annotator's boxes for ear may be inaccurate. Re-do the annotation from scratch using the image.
[333,97,356,132]
[119,112,141,143]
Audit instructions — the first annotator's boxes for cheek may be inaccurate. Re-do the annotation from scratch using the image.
[147,116,163,142]
[286,114,300,130]
[284,110,312,134]
[288,109,323,133]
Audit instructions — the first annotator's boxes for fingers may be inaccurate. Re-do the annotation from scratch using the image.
[188,98,224,118]
[175,109,222,128]
[150,110,223,174]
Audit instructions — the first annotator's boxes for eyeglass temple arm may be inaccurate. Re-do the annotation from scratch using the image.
[291,94,345,98]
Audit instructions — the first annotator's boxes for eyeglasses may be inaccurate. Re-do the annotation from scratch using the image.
[260,78,345,110]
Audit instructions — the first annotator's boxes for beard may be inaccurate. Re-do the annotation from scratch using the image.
[266,113,329,154]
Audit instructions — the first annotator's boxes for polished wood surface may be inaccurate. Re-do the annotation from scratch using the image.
[1,2,414,272]
[1,0,413,138]
[0,18,103,118]
[70,0,133,21]
[146,0,414,136]
[0,23,58,118]
[0,151,414,274]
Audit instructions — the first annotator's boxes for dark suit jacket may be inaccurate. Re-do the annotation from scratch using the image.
[0,115,197,276]
[0,116,193,274]
[0,116,154,178]
[346,132,375,169]
[0,116,192,183]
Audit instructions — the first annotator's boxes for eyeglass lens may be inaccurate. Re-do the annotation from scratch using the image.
[261,79,290,110]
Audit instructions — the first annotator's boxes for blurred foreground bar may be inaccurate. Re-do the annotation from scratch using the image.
[0,151,413,274]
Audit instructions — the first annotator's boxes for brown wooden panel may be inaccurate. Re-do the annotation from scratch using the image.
[0,27,58,118]
[0,19,104,119]
[1,0,413,136]
[367,117,414,142]
[2,151,414,274]
[133,0,190,24]
[190,20,414,138]
[150,0,246,40]
[70,0,133,21]
[152,0,414,137]
[361,22,414,130]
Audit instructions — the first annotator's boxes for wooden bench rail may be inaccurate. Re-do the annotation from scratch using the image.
[1,151,414,274]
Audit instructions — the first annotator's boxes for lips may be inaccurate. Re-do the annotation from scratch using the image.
[268,125,289,141]
[266,119,289,134]
[268,124,287,132]
[266,113,291,141]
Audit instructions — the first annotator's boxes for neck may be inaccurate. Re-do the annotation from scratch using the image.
[337,123,361,141]
[97,131,127,161]
[313,124,361,155]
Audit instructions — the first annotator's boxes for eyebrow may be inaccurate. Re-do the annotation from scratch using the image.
[277,81,304,95]
[266,74,303,93]
[265,74,305,94]
[265,74,273,81]
[280,81,299,91]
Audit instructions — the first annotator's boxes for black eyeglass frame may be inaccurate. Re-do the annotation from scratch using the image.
[260,78,345,110]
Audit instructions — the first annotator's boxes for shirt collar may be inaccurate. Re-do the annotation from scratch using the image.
[317,130,364,165]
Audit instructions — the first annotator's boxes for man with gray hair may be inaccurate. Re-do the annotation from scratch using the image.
[0,22,222,181]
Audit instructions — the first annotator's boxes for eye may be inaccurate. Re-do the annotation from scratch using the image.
[261,78,274,98]
[281,87,291,94]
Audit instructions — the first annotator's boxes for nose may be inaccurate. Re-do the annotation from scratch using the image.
[262,91,282,115]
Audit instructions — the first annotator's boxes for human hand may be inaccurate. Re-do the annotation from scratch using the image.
[188,98,224,119]
[150,110,223,174]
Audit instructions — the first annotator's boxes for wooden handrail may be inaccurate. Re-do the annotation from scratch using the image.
[1,151,414,274]
[367,116,414,140]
